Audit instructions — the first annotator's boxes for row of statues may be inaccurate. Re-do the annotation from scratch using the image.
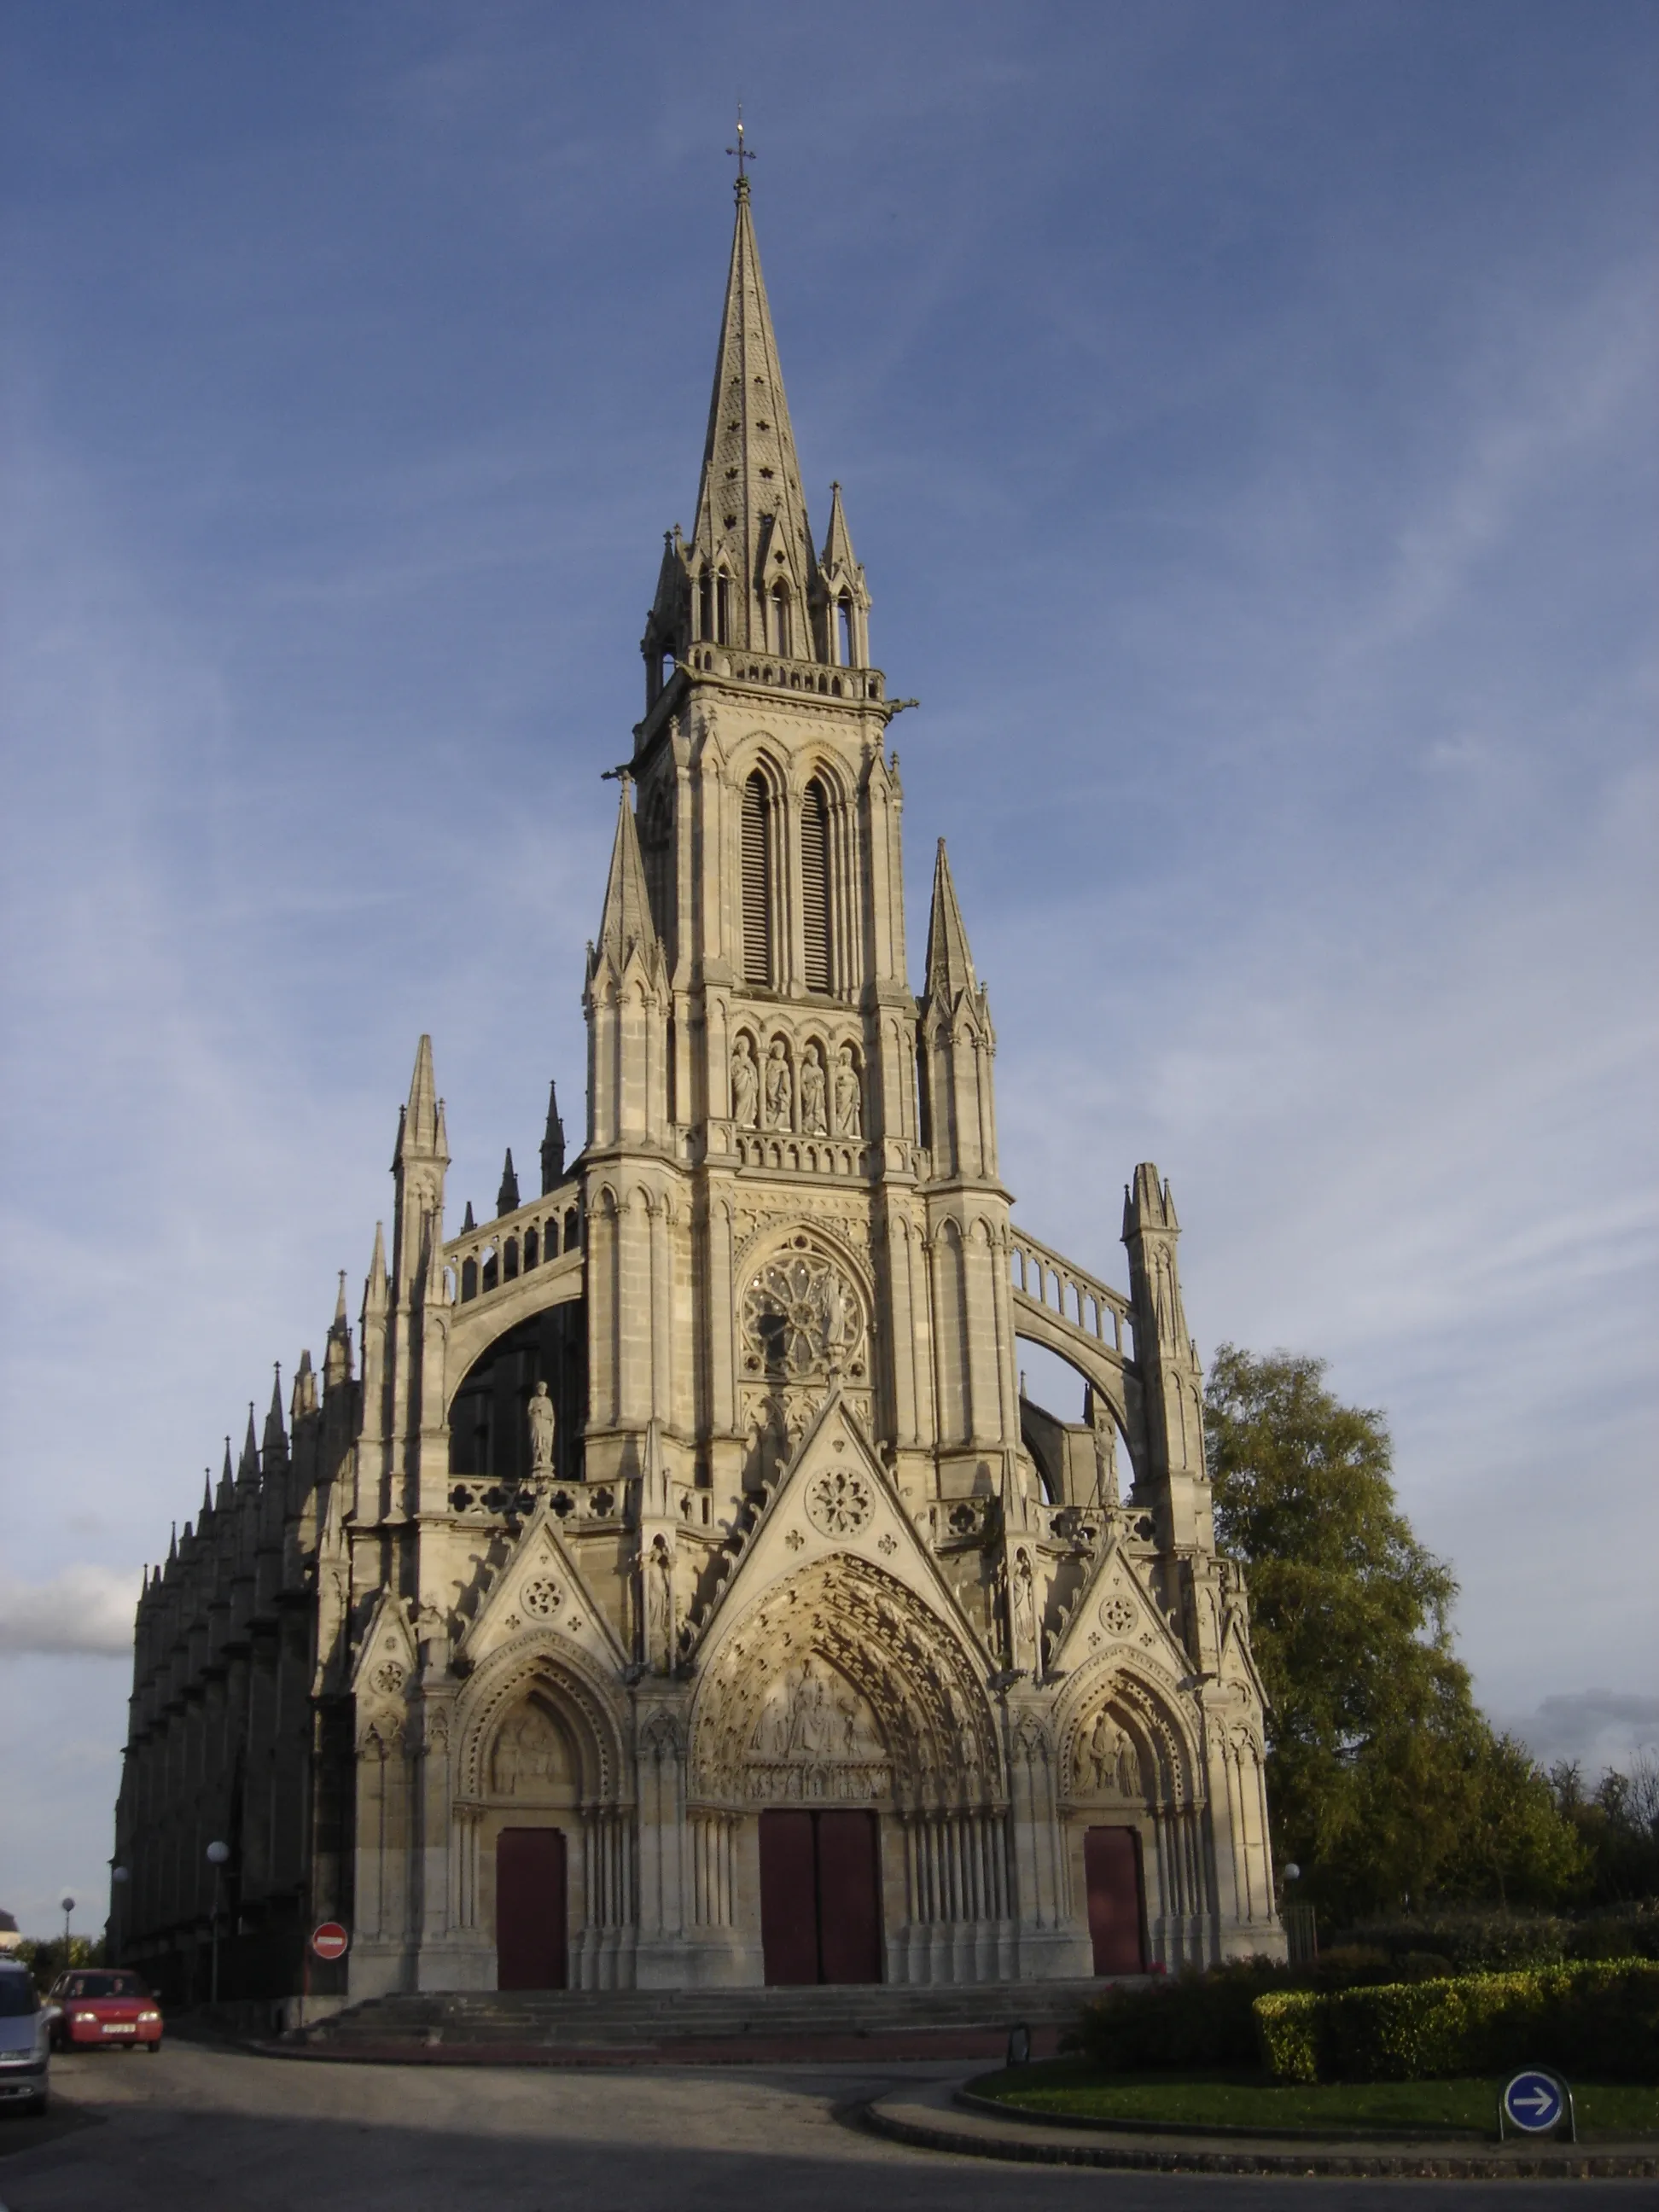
[731,1034,862,1138]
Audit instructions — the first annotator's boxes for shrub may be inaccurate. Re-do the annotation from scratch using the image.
[1335,1912,1569,1972]
[1254,1958,1659,2084]
[1567,1904,1659,1961]
[1069,1959,1295,2071]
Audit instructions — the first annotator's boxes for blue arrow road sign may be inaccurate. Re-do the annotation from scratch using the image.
[1502,2070,1565,2133]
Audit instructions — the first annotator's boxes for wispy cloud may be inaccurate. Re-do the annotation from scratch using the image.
[1506,1691,1659,1776]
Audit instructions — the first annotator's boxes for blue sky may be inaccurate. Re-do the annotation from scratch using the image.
[2,2,1655,1935]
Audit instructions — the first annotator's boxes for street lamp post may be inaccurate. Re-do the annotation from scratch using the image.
[60,1895,74,1967]
[110,1866,131,1966]
[206,1842,230,2008]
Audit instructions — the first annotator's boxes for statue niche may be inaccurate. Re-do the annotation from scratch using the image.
[489,1699,577,1802]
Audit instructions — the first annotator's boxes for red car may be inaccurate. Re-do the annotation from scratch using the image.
[47,1970,163,2052]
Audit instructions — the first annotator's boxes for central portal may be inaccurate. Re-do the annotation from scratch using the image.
[759,1808,882,1985]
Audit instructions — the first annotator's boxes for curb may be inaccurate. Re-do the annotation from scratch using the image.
[863,2088,1659,2180]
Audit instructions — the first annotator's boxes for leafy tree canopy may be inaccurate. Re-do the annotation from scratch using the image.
[1206,1345,1585,1922]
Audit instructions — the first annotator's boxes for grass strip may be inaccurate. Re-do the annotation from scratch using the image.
[969,2063,1659,2139]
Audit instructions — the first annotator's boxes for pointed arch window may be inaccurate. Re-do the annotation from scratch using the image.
[742,771,773,987]
[715,570,731,644]
[697,571,713,643]
[801,778,832,995]
[770,581,792,658]
[837,594,856,667]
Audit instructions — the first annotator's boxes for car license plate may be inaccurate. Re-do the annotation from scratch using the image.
[106,2023,135,2033]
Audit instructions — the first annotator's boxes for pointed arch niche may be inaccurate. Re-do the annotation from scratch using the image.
[452,1643,633,1989]
[741,768,777,987]
[1057,1661,1213,1971]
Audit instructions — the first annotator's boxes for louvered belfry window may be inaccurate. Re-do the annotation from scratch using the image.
[742,772,772,987]
[802,780,832,993]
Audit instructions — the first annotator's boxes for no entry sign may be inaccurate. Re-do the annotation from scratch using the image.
[310,1922,350,1962]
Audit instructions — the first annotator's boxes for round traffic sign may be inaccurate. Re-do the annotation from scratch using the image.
[310,1921,350,1962]
[1501,2069,1565,2133]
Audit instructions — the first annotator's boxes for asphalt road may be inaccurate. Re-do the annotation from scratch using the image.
[0,2041,1646,2210]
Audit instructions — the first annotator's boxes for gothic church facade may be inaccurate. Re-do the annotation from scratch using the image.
[113,179,1283,2004]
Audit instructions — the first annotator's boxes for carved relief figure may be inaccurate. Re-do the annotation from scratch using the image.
[731,1033,759,1128]
[799,1044,828,1134]
[833,1045,862,1137]
[764,1039,793,1129]
[492,1706,564,1797]
[527,1379,556,1473]
[752,1658,883,1770]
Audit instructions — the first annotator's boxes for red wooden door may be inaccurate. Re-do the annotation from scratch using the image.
[760,1808,882,1985]
[496,1827,568,1990]
[816,1811,882,1985]
[759,1810,819,1985]
[1084,1825,1147,1975]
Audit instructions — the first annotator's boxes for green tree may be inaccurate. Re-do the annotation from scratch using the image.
[1205,1345,1584,1921]
[1551,1751,1659,1904]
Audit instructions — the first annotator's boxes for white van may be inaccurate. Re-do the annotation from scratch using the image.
[0,1959,49,2116]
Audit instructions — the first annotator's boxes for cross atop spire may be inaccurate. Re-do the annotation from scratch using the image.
[726,105,755,191]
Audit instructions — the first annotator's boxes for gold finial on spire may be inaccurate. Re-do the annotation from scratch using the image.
[725,102,755,192]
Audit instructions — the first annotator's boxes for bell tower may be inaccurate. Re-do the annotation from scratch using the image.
[584,169,941,1516]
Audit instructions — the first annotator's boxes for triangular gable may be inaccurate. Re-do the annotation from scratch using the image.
[692,1389,988,1673]
[351,1587,417,1699]
[1047,1528,1191,1682]
[456,1494,628,1674]
[1215,1602,1272,1711]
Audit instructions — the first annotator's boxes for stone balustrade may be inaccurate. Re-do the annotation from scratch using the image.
[1009,1229,1132,1355]
[443,1180,582,1307]
[679,646,884,701]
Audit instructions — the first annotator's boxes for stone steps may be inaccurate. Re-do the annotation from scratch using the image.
[302,1976,1105,2049]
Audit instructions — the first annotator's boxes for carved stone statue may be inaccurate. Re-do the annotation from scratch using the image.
[1089,1391,1120,1509]
[643,1535,674,1674]
[799,1045,828,1133]
[731,1033,759,1128]
[764,1039,793,1129]
[833,1045,862,1137]
[1116,1733,1142,1798]
[1011,1550,1038,1671]
[527,1379,556,1473]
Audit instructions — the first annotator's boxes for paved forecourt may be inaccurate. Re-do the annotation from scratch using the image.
[1,2041,1652,2211]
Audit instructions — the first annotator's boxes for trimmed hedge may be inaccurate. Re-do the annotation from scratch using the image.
[1065,1950,1453,2072]
[1254,1958,1659,2085]
[1336,1906,1659,1970]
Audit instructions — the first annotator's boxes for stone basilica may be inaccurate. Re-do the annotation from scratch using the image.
[113,176,1283,2007]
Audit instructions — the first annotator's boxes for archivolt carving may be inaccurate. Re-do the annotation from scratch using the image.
[453,1633,627,1805]
[690,1555,1000,1809]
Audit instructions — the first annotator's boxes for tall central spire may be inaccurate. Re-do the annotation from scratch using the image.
[689,176,816,653]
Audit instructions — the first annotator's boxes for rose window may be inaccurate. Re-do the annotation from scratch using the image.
[521,1576,563,1619]
[806,1468,873,1538]
[370,1662,406,1697]
[1099,1594,1138,1638]
[741,1244,863,1380]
